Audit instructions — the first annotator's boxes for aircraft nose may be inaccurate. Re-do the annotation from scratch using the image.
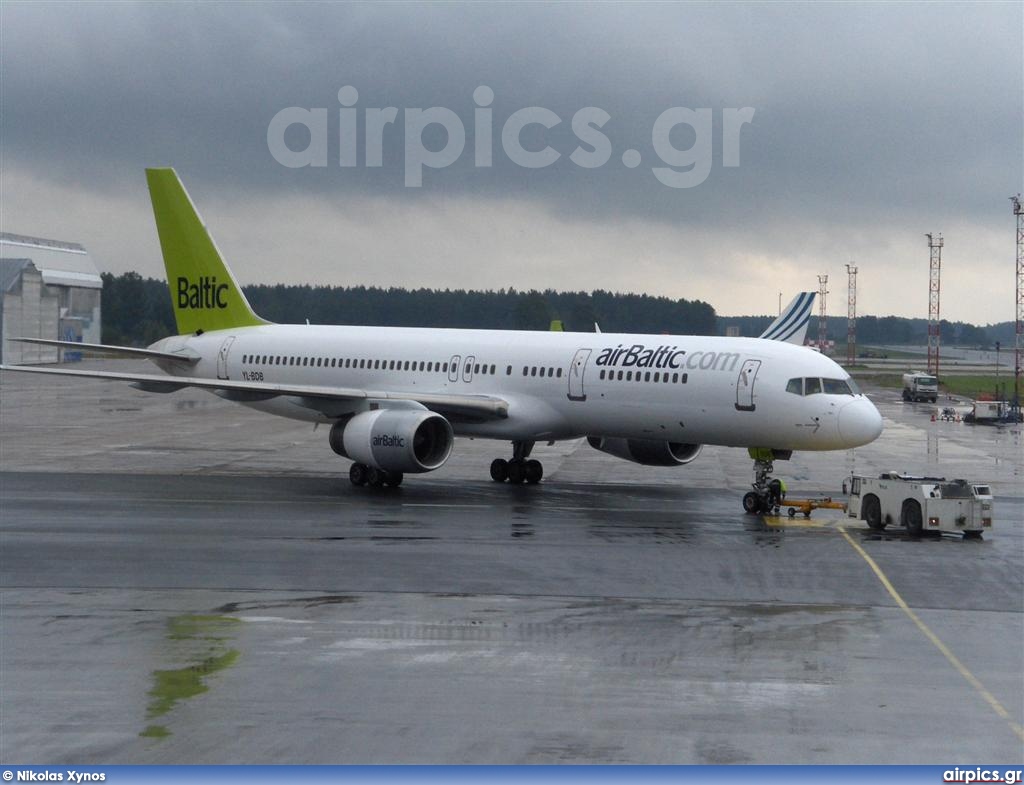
[838,397,884,447]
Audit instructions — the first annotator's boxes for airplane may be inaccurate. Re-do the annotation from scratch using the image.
[0,168,883,512]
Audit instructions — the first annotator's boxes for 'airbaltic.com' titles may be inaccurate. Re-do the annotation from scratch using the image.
[0,168,883,491]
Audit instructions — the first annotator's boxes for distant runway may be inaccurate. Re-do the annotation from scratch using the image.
[1,363,1021,763]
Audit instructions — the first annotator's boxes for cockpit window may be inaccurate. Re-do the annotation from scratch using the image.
[823,378,854,395]
[786,376,861,396]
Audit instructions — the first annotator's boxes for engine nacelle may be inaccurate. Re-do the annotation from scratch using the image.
[587,436,703,467]
[330,410,454,473]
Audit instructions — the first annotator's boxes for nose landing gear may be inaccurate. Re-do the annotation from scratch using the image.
[742,448,788,514]
[490,441,543,484]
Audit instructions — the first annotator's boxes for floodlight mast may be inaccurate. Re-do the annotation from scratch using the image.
[926,233,943,378]
[1013,195,1023,409]
[846,263,858,366]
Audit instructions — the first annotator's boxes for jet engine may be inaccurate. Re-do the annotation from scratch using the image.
[330,410,454,473]
[587,436,703,466]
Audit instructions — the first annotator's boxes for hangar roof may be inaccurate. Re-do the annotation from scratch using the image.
[0,233,102,289]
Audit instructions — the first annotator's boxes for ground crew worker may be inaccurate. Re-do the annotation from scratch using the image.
[768,477,787,509]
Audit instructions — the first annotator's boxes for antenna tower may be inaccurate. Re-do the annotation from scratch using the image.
[846,263,858,366]
[817,274,829,352]
[1013,195,1023,407]
[925,233,943,377]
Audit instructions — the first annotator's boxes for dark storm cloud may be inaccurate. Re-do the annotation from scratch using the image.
[2,1,1020,231]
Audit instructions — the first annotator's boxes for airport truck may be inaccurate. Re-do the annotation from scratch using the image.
[902,371,938,403]
[846,471,993,538]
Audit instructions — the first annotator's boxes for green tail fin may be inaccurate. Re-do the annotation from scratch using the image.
[146,168,266,335]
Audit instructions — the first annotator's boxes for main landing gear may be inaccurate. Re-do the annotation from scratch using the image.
[490,440,543,485]
[349,463,404,488]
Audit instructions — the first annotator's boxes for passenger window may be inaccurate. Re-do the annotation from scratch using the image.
[490,364,496,375]
[805,377,822,395]
[626,371,633,381]
[644,372,651,382]
[617,371,623,380]
[556,368,562,378]
[531,367,537,377]
[599,370,606,380]
[681,373,688,383]
[786,378,803,395]
[672,373,678,383]
[443,363,449,373]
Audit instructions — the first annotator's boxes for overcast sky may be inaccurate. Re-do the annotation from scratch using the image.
[2,1,1021,322]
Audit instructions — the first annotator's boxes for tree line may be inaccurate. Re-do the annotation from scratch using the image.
[101,273,716,344]
[101,271,1012,348]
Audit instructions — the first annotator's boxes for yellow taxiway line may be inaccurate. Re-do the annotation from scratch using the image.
[837,525,1024,744]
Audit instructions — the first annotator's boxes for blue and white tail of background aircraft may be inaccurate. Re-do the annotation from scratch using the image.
[759,292,815,345]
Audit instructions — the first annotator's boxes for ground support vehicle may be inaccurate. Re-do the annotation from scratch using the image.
[846,472,994,538]
[902,372,938,403]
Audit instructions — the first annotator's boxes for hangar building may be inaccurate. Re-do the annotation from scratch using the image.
[0,232,103,364]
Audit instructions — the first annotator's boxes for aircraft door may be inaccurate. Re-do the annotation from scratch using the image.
[463,355,476,383]
[448,355,461,383]
[217,335,236,380]
[567,348,591,402]
[735,359,761,411]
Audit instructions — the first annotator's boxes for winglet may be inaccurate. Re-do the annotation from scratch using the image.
[759,292,815,345]
[146,168,266,335]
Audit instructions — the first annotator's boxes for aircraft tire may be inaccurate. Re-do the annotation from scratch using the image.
[490,458,509,482]
[385,471,404,487]
[349,463,368,487]
[742,491,761,514]
[525,459,543,484]
[507,460,526,484]
[367,468,386,488]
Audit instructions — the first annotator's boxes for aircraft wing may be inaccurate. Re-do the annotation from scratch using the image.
[0,364,509,421]
[759,292,815,344]
[9,337,200,364]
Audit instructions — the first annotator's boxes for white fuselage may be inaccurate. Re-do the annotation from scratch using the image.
[153,324,883,451]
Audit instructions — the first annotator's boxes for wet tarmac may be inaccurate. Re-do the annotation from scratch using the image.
[1,362,1021,763]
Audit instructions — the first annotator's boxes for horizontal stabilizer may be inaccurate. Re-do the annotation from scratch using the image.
[9,338,199,364]
[759,292,815,345]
